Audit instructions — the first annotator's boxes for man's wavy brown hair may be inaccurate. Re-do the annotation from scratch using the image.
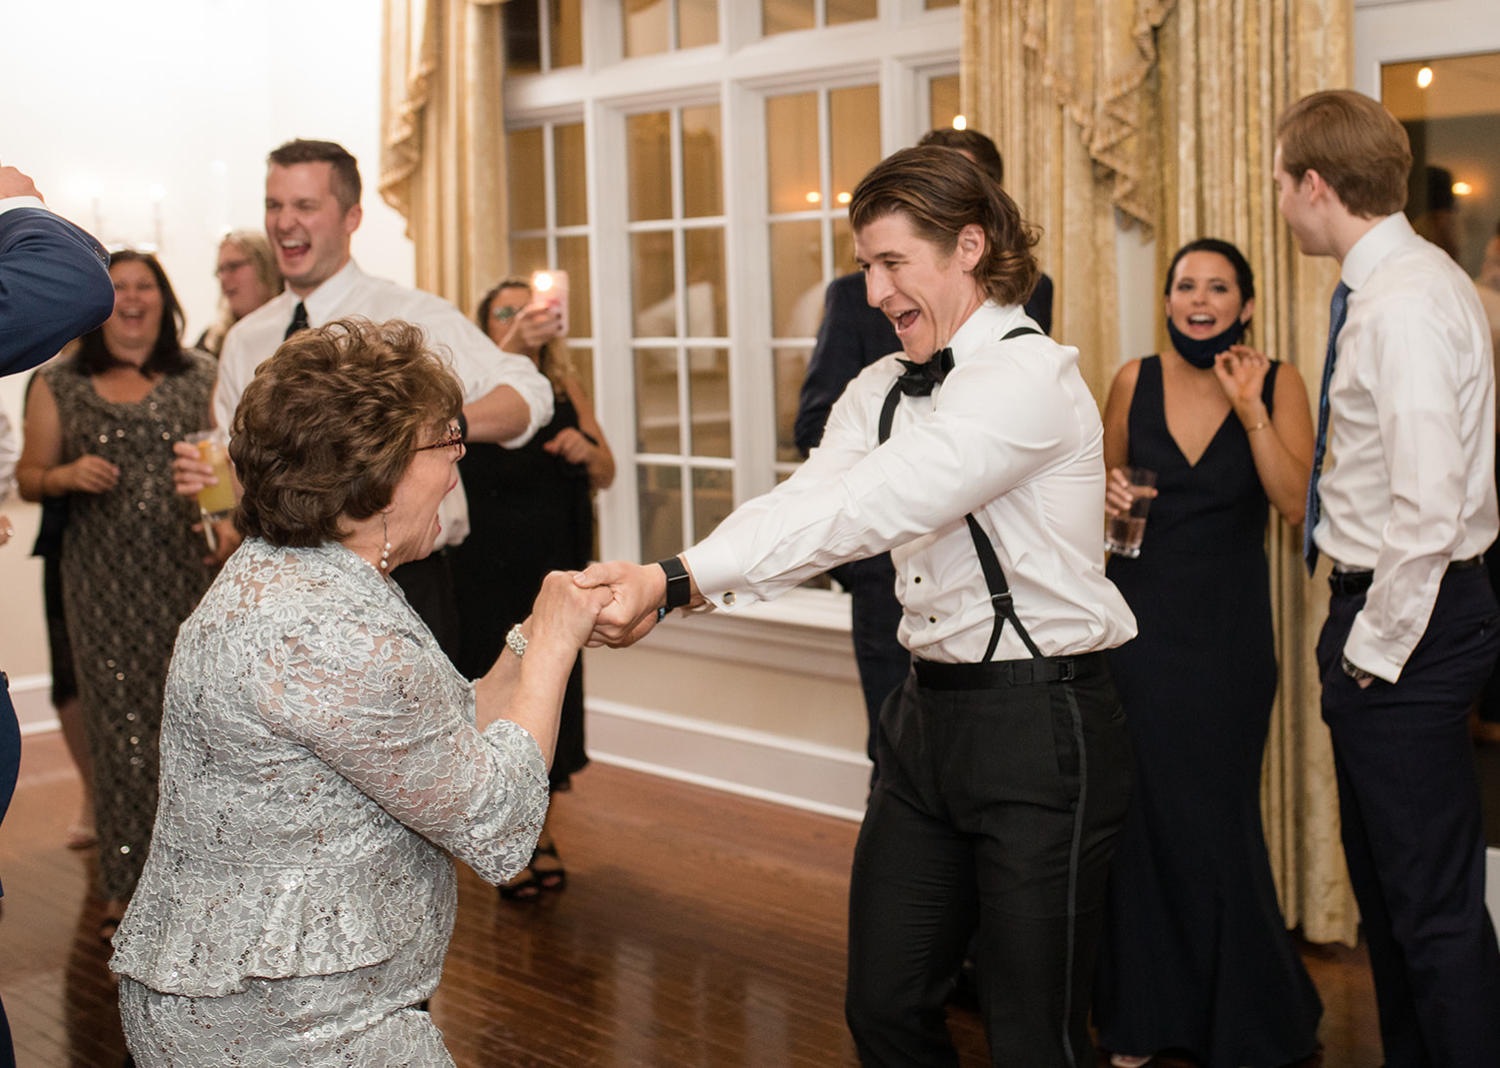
[231,317,463,547]
[849,145,1040,307]
[1277,90,1411,219]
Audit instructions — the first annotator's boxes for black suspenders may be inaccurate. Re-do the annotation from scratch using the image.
[876,325,1043,664]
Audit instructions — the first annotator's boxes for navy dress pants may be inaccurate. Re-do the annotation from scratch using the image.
[1319,567,1500,1068]
[845,659,1132,1067]
[0,672,22,1068]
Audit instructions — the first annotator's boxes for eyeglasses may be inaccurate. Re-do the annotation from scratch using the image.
[215,260,252,278]
[414,424,465,452]
[491,305,522,323]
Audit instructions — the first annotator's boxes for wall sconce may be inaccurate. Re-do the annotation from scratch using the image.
[953,114,967,130]
[1417,66,1433,88]
[1453,181,1473,197]
[805,191,821,204]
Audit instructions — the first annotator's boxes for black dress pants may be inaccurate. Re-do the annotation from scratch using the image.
[391,550,462,663]
[829,554,910,783]
[1319,567,1500,1068]
[845,658,1132,1067]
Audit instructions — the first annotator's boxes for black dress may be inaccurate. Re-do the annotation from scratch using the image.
[450,392,591,789]
[1092,356,1322,1067]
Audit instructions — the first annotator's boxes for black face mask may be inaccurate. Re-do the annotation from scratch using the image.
[1166,316,1246,369]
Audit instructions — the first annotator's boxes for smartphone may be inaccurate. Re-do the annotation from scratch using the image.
[531,269,570,338]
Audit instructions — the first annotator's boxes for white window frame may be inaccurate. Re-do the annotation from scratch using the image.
[505,0,960,640]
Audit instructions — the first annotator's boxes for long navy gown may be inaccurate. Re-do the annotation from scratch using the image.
[1092,356,1322,1067]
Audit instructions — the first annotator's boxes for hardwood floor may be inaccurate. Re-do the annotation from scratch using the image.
[0,732,1382,1066]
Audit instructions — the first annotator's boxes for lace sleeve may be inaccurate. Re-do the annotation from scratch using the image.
[258,607,548,885]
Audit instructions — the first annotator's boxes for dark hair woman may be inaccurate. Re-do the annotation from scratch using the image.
[1093,238,1321,1068]
[108,318,605,1067]
[15,250,216,937]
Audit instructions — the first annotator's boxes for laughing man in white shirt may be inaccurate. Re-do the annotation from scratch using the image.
[174,140,552,653]
[1276,90,1500,1068]
[577,147,1136,1067]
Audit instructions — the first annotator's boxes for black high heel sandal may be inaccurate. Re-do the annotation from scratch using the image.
[498,843,567,901]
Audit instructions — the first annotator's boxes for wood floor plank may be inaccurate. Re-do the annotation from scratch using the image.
[0,732,1381,1066]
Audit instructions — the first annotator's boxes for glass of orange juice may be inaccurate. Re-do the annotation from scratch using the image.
[184,431,234,552]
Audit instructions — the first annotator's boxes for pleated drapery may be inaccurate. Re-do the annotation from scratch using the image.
[380,0,509,315]
[964,0,1358,944]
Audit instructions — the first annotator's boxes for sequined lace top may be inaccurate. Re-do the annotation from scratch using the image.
[110,538,549,997]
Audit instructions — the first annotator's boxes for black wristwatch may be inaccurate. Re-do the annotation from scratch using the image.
[659,556,691,609]
[1341,654,1374,683]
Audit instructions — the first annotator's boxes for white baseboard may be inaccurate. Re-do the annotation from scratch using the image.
[585,698,870,822]
[6,673,59,735]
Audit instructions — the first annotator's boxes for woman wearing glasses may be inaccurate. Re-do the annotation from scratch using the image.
[194,231,283,356]
[448,279,614,900]
[110,319,608,1067]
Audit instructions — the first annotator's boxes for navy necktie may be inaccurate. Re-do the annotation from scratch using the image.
[1303,281,1351,574]
[894,348,955,397]
[284,301,309,341]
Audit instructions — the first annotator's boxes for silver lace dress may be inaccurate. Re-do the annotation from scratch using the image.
[110,538,549,1067]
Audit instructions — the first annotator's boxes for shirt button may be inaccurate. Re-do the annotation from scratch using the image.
[913,576,922,584]
[928,616,937,623]
[723,591,737,606]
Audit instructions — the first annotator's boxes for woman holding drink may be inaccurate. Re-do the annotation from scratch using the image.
[1092,238,1318,1067]
[16,250,215,939]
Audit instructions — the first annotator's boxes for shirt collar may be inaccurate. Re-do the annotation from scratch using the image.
[946,300,1028,366]
[1341,213,1413,292]
[299,258,363,326]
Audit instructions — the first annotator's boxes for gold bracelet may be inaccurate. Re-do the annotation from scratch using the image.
[1245,421,1269,434]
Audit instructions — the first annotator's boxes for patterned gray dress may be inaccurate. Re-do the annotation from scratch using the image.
[42,353,216,901]
[110,539,549,1067]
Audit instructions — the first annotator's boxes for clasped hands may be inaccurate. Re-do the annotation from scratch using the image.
[568,560,687,649]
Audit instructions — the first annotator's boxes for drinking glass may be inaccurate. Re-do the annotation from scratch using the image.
[1104,466,1157,558]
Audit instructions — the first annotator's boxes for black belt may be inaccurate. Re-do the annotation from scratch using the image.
[1328,555,1484,596]
[913,651,1106,691]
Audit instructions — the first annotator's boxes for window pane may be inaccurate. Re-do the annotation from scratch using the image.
[826,0,876,26]
[503,0,541,75]
[833,217,855,276]
[628,112,673,221]
[682,105,723,218]
[769,220,823,338]
[634,348,681,453]
[930,74,961,132]
[774,346,811,462]
[509,237,548,280]
[631,231,676,336]
[692,467,734,545]
[680,0,719,48]
[766,92,819,214]
[508,128,546,231]
[684,227,726,337]
[550,0,583,68]
[763,0,814,36]
[554,124,587,226]
[638,464,683,561]
[688,348,731,458]
[555,236,591,338]
[830,85,881,204]
[624,0,670,58]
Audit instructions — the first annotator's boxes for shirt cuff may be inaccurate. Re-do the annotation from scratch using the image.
[0,196,47,219]
[681,539,752,611]
[1342,616,1412,684]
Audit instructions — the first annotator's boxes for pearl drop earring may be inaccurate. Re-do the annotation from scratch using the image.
[380,513,391,571]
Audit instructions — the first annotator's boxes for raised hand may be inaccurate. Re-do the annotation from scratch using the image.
[0,162,43,202]
[498,301,565,356]
[1213,344,1271,415]
[573,560,668,648]
[542,427,594,466]
[531,570,614,651]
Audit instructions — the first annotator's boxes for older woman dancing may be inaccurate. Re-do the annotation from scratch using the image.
[110,318,607,1067]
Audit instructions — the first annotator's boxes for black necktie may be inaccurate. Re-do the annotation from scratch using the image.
[1304,281,1352,575]
[284,301,309,341]
[894,348,955,397]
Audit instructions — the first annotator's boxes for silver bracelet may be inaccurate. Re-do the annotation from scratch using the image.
[505,623,528,659]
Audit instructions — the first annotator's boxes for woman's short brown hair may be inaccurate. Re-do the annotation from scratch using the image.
[1277,90,1412,219]
[849,145,1040,307]
[231,317,463,547]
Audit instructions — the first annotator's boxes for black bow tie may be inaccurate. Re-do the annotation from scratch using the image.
[894,349,955,397]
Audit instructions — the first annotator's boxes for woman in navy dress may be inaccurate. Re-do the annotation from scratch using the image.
[1093,239,1321,1068]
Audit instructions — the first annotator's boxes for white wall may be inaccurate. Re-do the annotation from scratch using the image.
[0,0,415,708]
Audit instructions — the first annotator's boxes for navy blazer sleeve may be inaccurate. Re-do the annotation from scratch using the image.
[793,271,900,456]
[0,207,113,378]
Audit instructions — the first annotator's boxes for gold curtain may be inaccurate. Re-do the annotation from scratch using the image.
[965,0,1358,944]
[380,0,509,314]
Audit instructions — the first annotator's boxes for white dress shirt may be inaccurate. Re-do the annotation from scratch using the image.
[1314,213,1498,681]
[0,195,48,219]
[216,259,554,550]
[0,400,16,505]
[684,301,1137,663]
